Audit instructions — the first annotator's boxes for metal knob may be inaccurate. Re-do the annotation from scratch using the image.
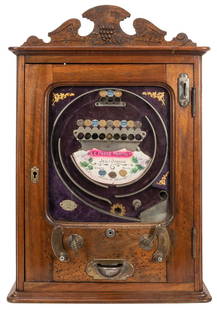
[68,234,84,251]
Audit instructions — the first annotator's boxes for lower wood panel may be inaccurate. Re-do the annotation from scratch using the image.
[24,281,194,292]
[53,227,166,282]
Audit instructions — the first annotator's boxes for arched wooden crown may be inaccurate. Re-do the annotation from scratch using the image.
[22,5,196,47]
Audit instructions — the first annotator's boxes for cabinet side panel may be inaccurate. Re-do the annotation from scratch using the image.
[16,56,25,290]
[193,56,203,291]
[25,64,53,281]
[166,64,194,282]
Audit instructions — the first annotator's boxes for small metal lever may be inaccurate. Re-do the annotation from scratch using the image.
[51,226,69,262]
[140,225,170,262]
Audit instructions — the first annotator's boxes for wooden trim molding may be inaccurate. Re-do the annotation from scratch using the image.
[8,282,212,303]
[9,5,209,55]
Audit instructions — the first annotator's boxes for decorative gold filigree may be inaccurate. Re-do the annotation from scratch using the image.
[110,203,126,216]
[142,91,165,105]
[156,171,169,186]
[52,92,75,105]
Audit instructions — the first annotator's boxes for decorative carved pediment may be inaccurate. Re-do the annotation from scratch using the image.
[22,5,196,47]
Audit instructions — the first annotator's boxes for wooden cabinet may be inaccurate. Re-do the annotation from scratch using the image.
[8,5,211,303]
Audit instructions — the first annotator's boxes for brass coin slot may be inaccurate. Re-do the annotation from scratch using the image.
[86,259,134,280]
[97,263,123,278]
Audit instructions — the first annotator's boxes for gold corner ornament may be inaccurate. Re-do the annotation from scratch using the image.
[52,92,75,105]
[142,91,165,105]
[156,171,169,186]
[110,203,126,216]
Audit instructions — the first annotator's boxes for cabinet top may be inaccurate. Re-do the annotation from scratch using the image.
[9,5,209,56]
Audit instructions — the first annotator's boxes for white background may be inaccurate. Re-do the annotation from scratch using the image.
[0,0,216,308]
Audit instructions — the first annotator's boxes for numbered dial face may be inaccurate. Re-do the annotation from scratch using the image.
[49,86,170,223]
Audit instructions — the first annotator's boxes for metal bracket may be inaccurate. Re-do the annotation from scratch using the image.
[51,226,69,262]
[178,73,190,107]
[191,87,196,117]
[192,226,196,259]
[140,225,170,262]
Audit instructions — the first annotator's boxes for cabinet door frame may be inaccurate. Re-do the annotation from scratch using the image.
[17,61,199,290]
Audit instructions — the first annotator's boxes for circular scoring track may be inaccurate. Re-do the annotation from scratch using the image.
[50,88,168,222]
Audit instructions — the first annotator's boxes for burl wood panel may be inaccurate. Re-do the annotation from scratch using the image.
[53,227,166,282]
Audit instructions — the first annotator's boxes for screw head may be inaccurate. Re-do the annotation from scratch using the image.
[132,199,142,209]
[59,255,66,262]
[105,228,116,238]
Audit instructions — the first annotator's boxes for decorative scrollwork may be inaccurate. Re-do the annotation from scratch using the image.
[142,91,166,105]
[156,171,169,186]
[21,5,196,47]
[52,92,75,105]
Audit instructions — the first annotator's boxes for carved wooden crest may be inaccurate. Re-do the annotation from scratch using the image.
[22,5,196,47]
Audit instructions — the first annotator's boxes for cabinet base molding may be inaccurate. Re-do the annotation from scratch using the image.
[8,282,211,303]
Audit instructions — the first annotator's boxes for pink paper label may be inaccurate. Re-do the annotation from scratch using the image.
[87,149,133,158]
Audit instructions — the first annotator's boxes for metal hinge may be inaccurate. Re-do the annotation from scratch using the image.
[191,87,196,117]
[192,227,196,259]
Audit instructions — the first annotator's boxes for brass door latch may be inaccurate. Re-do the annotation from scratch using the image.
[178,73,190,107]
